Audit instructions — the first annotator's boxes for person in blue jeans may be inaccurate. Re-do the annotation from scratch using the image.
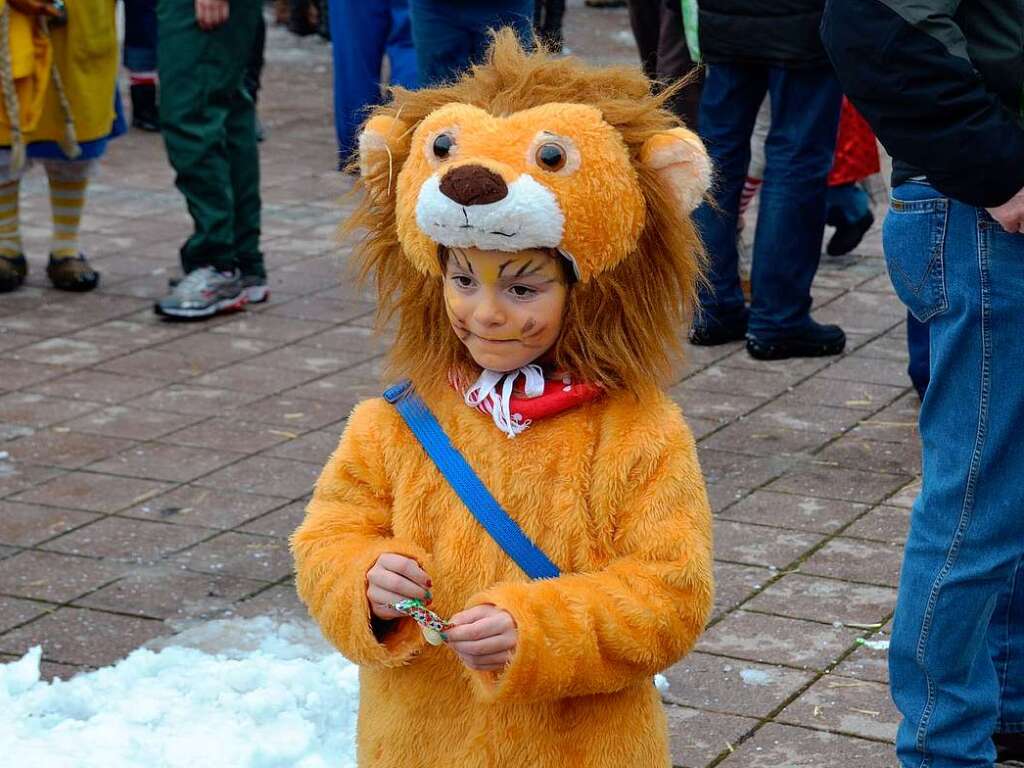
[824,1,1024,765]
[688,0,846,360]
[408,0,533,87]
[328,0,418,168]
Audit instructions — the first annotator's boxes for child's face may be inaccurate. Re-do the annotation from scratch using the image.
[443,247,568,373]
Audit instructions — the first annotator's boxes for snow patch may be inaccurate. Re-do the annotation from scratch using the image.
[0,617,358,768]
[739,668,774,686]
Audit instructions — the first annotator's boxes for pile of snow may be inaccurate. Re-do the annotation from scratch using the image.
[0,617,359,768]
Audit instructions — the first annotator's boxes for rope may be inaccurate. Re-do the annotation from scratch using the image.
[37,16,79,160]
[0,6,26,173]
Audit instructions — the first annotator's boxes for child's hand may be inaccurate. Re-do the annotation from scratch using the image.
[195,0,229,30]
[446,604,518,671]
[367,553,432,621]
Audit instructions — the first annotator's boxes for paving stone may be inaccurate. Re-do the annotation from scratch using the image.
[697,610,862,670]
[121,485,287,530]
[283,375,387,412]
[0,330,40,354]
[86,442,245,483]
[0,652,87,682]
[800,537,904,588]
[191,361,323,395]
[0,606,169,667]
[752,400,864,436]
[665,705,759,768]
[661,652,815,718]
[0,461,64,498]
[228,394,348,431]
[0,358,65,390]
[714,520,823,570]
[94,348,219,381]
[711,561,772,620]
[820,354,910,387]
[13,471,173,513]
[159,417,292,455]
[298,324,386,354]
[786,377,906,412]
[765,466,910,505]
[680,365,792,400]
[41,516,211,562]
[3,429,134,469]
[0,392,100,427]
[0,550,124,602]
[30,370,164,405]
[0,501,99,547]
[74,566,265,621]
[833,630,891,684]
[265,296,375,324]
[716,722,894,767]
[194,454,320,499]
[153,332,279,364]
[700,419,832,457]
[718,491,867,535]
[127,384,263,417]
[0,595,51,633]
[230,583,307,621]
[844,505,911,545]
[174,531,294,581]
[12,337,118,367]
[697,449,796,491]
[671,389,762,426]
[207,314,333,343]
[744,574,896,627]
[818,436,921,476]
[240,500,308,538]
[777,675,899,742]
[264,429,338,464]
[886,479,920,509]
[62,405,204,440]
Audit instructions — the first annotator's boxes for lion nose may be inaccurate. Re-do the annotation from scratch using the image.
[438,164,508,206]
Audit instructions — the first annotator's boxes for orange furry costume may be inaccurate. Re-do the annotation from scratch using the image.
[292,32,714,767]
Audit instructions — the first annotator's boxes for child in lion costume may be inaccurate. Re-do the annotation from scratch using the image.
[292,31,714,768]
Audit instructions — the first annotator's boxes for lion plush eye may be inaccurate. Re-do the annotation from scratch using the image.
[535,142,566,171]
[432,133,455,159]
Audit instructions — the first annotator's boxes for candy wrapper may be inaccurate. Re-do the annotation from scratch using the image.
[393,598,454,646]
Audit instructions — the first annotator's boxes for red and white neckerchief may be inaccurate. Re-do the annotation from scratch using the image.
[456,365,603,438]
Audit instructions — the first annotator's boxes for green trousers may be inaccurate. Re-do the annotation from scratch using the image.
[157,0,264,277]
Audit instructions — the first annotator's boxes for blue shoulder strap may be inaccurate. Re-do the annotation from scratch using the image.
[383,380,560,580]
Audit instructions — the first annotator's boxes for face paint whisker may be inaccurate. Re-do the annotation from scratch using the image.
[514,260,537,277]
[498,259,515,278]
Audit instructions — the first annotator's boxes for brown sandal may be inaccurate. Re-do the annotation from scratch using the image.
[47,253,99,292]
[0,254,27,293]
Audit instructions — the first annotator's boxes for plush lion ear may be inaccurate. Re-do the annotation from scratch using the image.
[639,127,712,214]
[357,114,410,197]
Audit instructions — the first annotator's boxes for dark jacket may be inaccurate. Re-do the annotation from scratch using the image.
[821,0,1024,208]
[698,0,830,68]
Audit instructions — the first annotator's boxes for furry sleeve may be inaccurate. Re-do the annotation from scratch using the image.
[465,402,714,702]
[291,399,428,667]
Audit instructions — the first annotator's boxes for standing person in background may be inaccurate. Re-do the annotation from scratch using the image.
[532,0,565,53]
[823,2,1024,767]
[327,0,417,170]
[688,0,845,360]
[0,0,124,294]
[408,0,533,86]
[154,0,266,319]
[123,0,160,132]
[626,0,702,127]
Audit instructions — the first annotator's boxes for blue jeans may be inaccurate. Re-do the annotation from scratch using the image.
[694,63,842,339]
[884,180,1024,768]
[408,0,533,87]
[124,0,158,72]
[328,0,418,164]
[826,182,870,227]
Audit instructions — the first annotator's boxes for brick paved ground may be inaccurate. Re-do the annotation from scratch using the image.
[0,5,922,767]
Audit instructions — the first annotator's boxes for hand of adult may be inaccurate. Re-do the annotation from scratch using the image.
[986,186,1024,234]
[195,0,229,30]
[446,604,518,671]
[8,0,60,17]
[366,553,432,621]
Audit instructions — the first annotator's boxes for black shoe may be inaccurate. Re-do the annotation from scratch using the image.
[827,210,875,256]
[47,253,99,292]
[995,732,1024,764]
[689,310,748,346]
[746,320,846,360]
[130,84,160,132]
[0,253,27,293]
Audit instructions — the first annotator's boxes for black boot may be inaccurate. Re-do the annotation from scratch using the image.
[827,210,875,256]
[130,84,160,132]
[746,320,846,360]
[689,309,749,346]
[47,254,99,292]
[0,253,27,293]
[995,732,1024,764]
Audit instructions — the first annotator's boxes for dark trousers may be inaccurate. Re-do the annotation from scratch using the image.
[533,0,565,51]
[124,0,158,71]
[694,63,842,339]
[328,0,418,163]
[408,0,533,87]
[158,0,264,277]
[626,0,702,127]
